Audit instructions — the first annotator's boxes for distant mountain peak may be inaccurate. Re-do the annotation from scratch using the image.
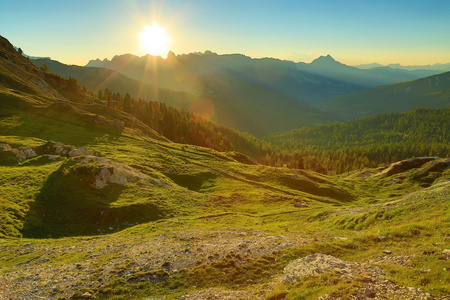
[313,54,336,63]
[309,55,348,69]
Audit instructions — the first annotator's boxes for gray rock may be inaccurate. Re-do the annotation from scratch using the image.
[293,202,308,208]
[18,147,37,159]
[442,249,450,259]
[81,292,92,298]
[68,146,91,157]
[0,143,12,151]
[1,144,36,161]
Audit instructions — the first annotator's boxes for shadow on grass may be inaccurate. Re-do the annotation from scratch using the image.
[21,160,165,238]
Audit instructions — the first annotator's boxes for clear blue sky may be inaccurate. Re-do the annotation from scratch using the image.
[1,0,449,66]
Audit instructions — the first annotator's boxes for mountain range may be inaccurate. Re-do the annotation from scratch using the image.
[355,61,450,72]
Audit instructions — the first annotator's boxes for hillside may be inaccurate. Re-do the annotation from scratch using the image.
[268,108,450,173]
[31,58,196,113]
[318,71,450,120]
[1,35,449,299]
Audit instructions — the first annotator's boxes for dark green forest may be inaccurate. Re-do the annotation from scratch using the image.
[268,108,450,173]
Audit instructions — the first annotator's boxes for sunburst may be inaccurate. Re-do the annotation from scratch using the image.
[139,23,171,57]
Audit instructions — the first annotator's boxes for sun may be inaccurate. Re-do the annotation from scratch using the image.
[139,23,171,57]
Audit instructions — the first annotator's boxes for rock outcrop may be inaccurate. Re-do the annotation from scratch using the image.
[42,141,93,157]
[0,143,37,162]
[69,156,168,189]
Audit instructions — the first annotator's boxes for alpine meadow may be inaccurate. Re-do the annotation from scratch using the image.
[0,1,449,299]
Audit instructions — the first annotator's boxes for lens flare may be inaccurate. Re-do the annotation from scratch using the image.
[190,98,215,121]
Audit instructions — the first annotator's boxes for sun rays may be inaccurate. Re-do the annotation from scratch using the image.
[138,23,171,57]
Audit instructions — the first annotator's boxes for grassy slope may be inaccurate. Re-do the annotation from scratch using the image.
[0,102,354,238]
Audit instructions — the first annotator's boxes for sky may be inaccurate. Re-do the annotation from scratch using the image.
[1,0,450,66]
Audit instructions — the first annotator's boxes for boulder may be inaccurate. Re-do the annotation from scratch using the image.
[0,144,36,161]
[43,141,74,156]
[14,147,37,160]
[69,156,168,189]
[43,141,93,157]
[0,143,13,151]
[68,146,91,157]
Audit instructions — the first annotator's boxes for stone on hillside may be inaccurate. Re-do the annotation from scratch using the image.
[51,284,60,292]
[13,146,37,160]
[0,144,36,161]
[283,253,355,283]
[382,250,392,254]
[69,156,168,189]
[68,146,91,157]
[43,141,74,156]
[0,143,13,151]
[442,249,450,260]
[81,292,92,298]
[293,202,308,208]
[43,141,95,158]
